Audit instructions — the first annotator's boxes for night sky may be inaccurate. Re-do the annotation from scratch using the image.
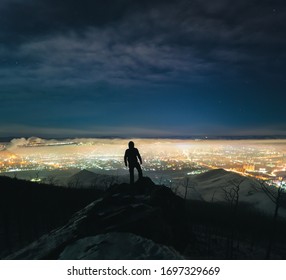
[0,0,285,138]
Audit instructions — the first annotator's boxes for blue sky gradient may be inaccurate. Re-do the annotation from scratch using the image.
[0,0,285,137]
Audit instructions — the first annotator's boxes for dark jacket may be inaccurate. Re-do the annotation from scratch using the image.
[124,148,142,166]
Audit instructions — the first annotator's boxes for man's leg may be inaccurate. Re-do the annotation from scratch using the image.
[129,166,134,184]
[135,162,143,179]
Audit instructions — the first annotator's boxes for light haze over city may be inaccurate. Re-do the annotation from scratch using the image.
[1,137,285,187]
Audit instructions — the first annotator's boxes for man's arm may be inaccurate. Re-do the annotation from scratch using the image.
[124,150,128,167]
[136,149,142,164]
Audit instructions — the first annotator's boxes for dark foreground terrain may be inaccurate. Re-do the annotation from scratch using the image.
[1,173,286,259]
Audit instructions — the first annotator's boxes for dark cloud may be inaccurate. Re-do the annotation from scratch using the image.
[0,0,285,136]
[0,0,174,43]
[1,0,285,46]
[2,0,285,89]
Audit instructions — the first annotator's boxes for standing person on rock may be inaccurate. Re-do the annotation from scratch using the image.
[124,141,143,184]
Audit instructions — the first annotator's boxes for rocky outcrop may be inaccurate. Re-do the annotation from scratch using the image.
[6,177,187,259]
[58,232,184,260]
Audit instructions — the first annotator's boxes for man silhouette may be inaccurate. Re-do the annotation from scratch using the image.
[124,141,143,184]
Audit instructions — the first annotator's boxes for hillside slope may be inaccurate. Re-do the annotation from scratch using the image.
[175,169,286,217]
[2,170,286,260]
[5,177,187,260]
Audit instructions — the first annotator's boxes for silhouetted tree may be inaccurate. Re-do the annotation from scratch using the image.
[253,177,286,259]
[222,178,245,259]
[29,171,40,182]
[179,177,198,201]
[90,175,100,189]
[170,181,180,195]
[222,178,244,212]
[46,175,58,186]
[67,177,82,188]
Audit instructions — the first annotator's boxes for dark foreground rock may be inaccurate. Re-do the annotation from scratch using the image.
[58,232,184,260]
[6,177,187,259]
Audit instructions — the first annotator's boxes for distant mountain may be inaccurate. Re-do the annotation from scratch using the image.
[68,169,129,189]
[69,169,99,183]
[175,168,286,217]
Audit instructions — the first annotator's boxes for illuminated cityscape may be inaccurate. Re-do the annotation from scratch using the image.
[0,138,285,186]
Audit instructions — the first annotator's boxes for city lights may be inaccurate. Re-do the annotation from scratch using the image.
[0,139,285,186]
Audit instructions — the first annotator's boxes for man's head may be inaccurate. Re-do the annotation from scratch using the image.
[128,141,135,148]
